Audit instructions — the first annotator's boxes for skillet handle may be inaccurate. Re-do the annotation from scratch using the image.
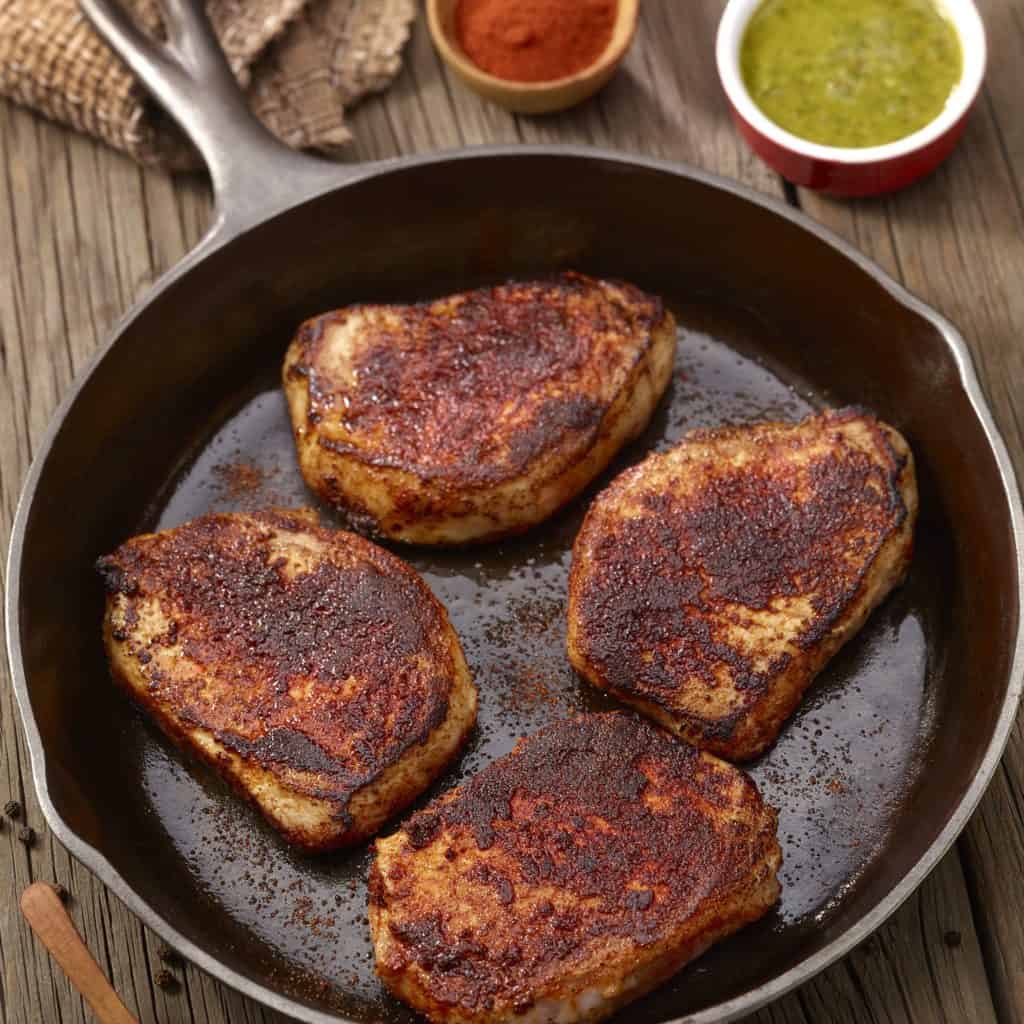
[78,0,359,235]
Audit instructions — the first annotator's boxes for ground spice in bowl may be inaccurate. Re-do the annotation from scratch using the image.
[455,0,617,83]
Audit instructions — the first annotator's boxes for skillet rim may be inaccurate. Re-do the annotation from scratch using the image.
[6,143,1024,1024]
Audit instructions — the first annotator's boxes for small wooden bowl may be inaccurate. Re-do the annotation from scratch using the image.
[427,0,639,115]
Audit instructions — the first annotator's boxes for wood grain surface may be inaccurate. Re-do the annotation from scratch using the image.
[1,1,1021,1022]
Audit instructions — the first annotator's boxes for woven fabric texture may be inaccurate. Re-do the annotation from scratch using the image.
[0,0,415,168]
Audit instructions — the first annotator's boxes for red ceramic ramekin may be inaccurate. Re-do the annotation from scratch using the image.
[716,0,987,196]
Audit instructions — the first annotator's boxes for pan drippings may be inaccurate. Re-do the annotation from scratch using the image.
[140,298,936,1021]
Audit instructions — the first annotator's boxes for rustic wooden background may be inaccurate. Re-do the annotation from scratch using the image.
[2,1,1023,1021]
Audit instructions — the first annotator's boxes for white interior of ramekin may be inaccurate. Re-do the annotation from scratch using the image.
[716,0,986,164]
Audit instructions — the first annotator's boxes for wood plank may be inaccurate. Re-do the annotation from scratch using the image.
[1,97,93,1024]
[511,0,781,192]
[979,0,1024,195]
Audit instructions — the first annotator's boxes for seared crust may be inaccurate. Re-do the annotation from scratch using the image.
[282,273,675,545]
[97,509,476,851]
[370,713,780,1024]
[567,409,917,761]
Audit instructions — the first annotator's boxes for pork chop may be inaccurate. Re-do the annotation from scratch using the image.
[97,508,476,851]
[567,408,917,761]
[282,273,676,545]
[370,712,780,1024]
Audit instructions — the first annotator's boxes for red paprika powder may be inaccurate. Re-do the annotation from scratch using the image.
[455,0,617,83]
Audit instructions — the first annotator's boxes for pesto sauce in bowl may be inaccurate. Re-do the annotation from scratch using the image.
[740,0,963,148]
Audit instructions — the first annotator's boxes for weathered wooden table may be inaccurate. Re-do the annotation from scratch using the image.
[2,2,1023,1021]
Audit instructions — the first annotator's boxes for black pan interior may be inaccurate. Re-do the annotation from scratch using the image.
[13,154,1016,1022]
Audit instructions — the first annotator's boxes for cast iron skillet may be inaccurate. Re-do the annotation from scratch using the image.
[6,2,1024,1022]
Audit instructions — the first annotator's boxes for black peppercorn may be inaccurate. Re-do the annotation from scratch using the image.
[52,883,69,903]
[155,969,178,991]
[4,799,22,819]
[17,825,35,846]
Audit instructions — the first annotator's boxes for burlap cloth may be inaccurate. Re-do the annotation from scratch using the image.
[0,0,416,169]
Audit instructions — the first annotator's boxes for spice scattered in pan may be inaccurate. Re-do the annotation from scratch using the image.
[155,968,179,991]
[208,457,288,510]
[456,0,616,83]
[944,930,962,948]
[4,798,22,819]
[52,883,69,903]
[17,825,35,846]
[212,460,269,500]
[158,944,183,967]
[506,669,561,710]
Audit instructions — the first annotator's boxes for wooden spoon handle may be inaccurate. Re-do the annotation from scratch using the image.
[20,882,138,1024]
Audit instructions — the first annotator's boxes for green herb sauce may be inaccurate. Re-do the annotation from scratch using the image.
[740,0,962,148]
